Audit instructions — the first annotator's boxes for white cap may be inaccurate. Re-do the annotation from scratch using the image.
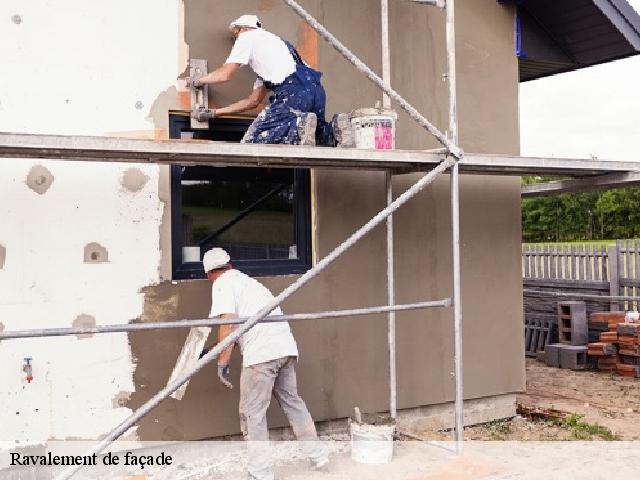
[229,14,262,31]
[202,248,231,273]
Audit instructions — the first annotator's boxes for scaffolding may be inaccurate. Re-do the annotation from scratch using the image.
[1,1,640,479]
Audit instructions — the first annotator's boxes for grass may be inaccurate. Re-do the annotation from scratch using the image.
[555,414,620,441]
[487,420,513,440]
[448,413,622,441]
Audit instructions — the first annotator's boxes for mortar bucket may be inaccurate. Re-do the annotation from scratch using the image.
[350,421,395,464]
[349,107,398,150]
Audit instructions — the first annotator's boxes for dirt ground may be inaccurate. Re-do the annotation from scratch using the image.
[517,358,640,439]
[422,358,640,441]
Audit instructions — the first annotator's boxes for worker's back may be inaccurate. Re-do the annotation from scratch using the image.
[226,28,296,85]
[210,269,298,366]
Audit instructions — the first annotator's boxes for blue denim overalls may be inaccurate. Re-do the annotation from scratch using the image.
[242,41,333,146]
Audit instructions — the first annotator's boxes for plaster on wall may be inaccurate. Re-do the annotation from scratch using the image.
[112,390,132,409]
[121,168,150,193]
[158,167,173,281]
[259,0,279,10]
[83,243,109,264]
[296,22,319,68]
[71,314,97,339]
[147,86,183,137]
[26,165,54,195]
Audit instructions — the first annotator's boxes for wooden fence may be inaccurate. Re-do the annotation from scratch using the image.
[523,240,640,309]
[522,240,640,356]
[522,243,610,283]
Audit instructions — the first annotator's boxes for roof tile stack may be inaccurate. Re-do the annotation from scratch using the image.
[617,323,640,377]
[587,312,640,378]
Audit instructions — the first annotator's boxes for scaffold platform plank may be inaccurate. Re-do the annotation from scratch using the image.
[1,132,640,177]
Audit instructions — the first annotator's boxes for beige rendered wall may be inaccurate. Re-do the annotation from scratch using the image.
[131,0,524,441]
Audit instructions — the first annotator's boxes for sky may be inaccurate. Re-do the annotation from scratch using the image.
[519,0,640,161]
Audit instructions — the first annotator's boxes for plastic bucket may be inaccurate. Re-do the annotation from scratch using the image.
[349,108,398,150]
[350,422,395,464]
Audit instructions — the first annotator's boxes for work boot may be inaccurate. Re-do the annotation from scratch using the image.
[331,113,355,148]
[297,112,317,146]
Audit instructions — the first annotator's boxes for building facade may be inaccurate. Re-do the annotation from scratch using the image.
[0,0,524,442]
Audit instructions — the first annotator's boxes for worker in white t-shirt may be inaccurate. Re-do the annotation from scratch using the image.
[201,247,328,480]
[188,14,353,147]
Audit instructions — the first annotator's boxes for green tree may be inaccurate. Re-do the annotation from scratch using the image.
[522,195,563,242]
[595,188,640,239]
[521,177,640,242]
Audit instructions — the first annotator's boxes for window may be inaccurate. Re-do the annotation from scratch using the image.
[169,113,312,279]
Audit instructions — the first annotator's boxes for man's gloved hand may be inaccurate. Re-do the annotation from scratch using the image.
[199,346,211,360]
[217,363,233,390]
[186,75,204,89]
[191,108,216,122]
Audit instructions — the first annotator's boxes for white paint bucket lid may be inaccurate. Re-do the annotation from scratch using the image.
[349,107,398,121]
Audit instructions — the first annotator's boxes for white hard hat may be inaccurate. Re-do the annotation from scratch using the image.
[229,14,262,31]
[202,248,231,273]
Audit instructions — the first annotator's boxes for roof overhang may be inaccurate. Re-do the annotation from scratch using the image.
[500,0,640,81]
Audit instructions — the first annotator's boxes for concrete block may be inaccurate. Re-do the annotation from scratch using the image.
[557,301,588,346]
[544,343,563,368]
[560,345,588,370]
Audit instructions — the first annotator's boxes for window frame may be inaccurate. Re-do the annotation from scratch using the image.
[169,112,312,280]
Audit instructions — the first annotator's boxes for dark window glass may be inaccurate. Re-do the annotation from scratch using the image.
[169,113,312,279]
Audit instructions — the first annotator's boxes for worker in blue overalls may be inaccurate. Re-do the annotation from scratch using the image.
[189,14,353,147]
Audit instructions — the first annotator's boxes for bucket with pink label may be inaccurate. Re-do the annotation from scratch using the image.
[349,107,398,150]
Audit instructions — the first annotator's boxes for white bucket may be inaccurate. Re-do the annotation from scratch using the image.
[349,108,398,150]
[350,422,395,465]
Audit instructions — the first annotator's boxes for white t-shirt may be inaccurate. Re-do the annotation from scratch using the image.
[209,269,299,367]
[225,28,296,90]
